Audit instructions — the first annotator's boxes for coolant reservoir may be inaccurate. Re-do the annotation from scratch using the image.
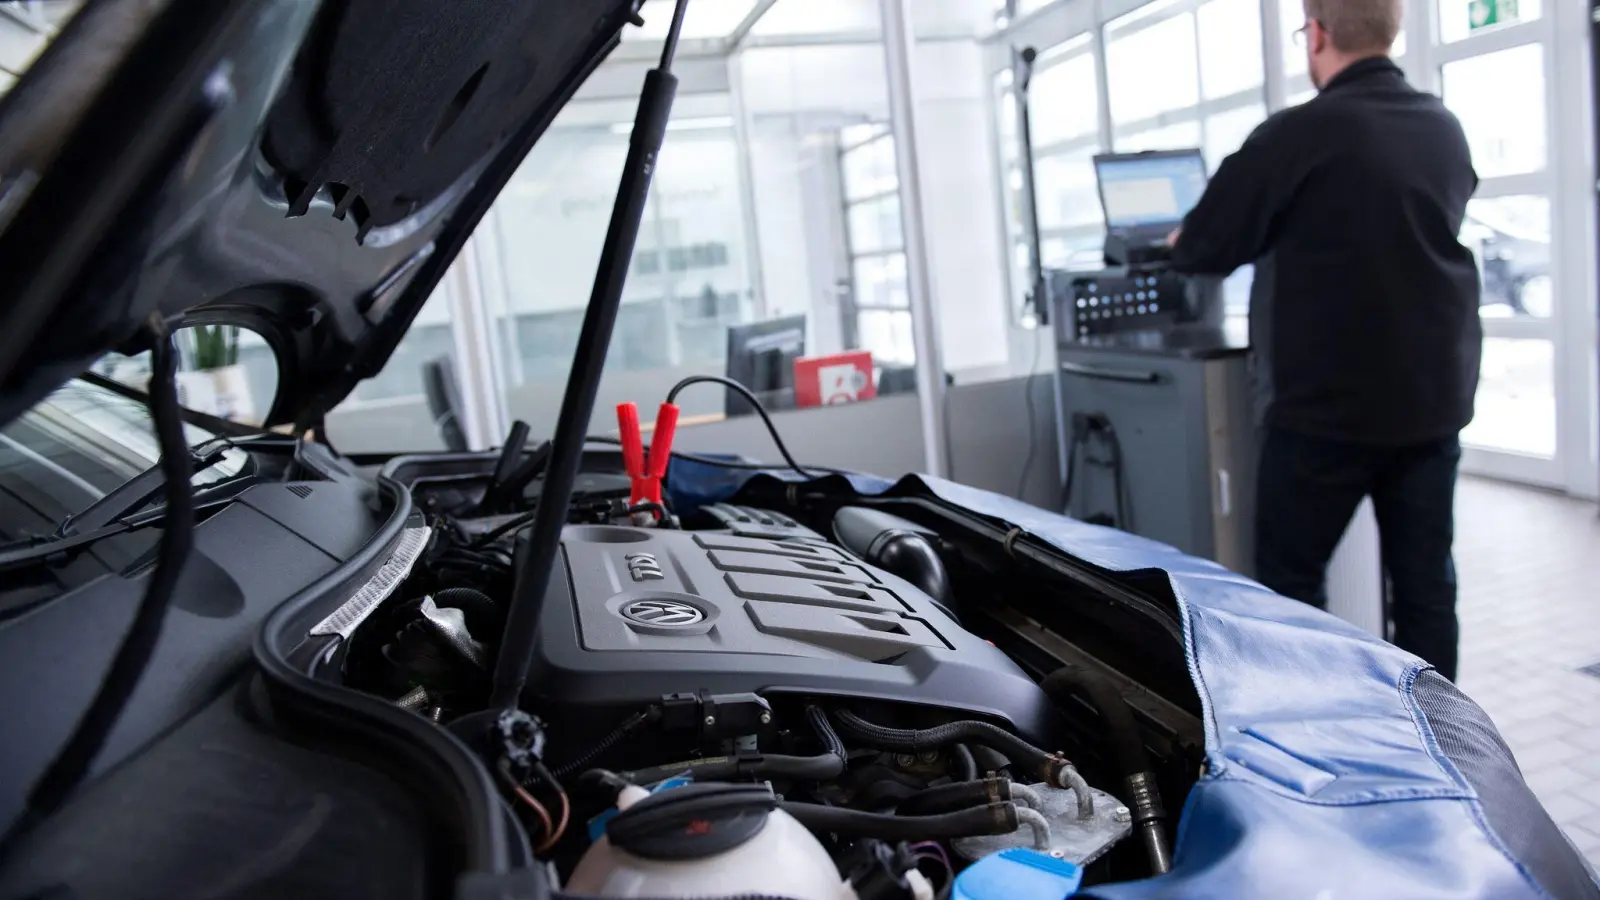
[567,783,853,899]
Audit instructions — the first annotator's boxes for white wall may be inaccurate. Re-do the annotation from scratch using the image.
[910,41,1011,374]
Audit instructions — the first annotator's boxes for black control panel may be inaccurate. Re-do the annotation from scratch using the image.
[1064,270,1186,338]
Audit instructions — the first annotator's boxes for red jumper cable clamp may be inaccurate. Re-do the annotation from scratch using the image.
[616,401,680,514]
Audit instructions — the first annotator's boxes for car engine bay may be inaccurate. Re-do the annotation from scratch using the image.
[301,435,1206,899]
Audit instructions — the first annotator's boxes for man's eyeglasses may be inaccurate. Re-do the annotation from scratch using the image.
[1292,20,1317,45]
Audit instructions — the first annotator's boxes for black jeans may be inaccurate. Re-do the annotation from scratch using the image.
[1255,428,1462,680]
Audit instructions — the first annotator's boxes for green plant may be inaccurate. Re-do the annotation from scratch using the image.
[190,325,240,370]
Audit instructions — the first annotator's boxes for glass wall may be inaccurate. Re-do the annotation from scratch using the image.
[841,125,915,365]
[994,0,1269,323]
[989,0,1594,497]
[466,0,920,439]
[1431,0,1566,483]
[995,35,1105,321]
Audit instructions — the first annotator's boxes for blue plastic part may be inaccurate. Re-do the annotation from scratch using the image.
[952,848,1083,900]
[585,776,694,842]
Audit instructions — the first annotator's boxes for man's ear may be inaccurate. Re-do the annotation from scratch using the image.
[1310,20,1331,55]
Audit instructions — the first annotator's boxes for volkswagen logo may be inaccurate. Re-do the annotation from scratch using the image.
[620,599,704,626]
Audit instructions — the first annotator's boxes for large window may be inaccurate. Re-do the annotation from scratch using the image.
[1102,0,1268,320]
[1441,43,1547,180]
[1106,10,1200,125]
[1004,37,1106,290]
[840,126,914,366]
[487,99,755,393]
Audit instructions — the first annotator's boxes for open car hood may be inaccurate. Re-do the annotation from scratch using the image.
[0,0,643,430]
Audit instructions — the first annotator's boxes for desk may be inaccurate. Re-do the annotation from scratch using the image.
[636,412,725,434]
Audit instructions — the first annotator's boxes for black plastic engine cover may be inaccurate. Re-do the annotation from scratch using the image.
[519,507,1059,744]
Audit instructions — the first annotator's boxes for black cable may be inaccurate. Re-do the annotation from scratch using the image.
[550,710,656,780]
[1100,423,1133,532]
[1059,422,1085,515]
[663,375,820,479]
[10,320,196,838]
[1016,328,1044,501]
[623,705,847,784]
[469,509,539,548]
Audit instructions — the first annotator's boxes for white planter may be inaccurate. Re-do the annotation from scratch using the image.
[175,365,257,423]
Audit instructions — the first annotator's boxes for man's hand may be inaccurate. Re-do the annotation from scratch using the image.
[1166,227,1182,247]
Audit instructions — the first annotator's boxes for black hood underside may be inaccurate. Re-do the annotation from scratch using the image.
[0,0,643,429]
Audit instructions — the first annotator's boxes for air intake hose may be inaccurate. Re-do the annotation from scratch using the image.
[832,507,955,617]
[1041,664,1171,874]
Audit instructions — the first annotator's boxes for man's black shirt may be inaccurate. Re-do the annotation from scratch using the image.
[1171,57,1481,445]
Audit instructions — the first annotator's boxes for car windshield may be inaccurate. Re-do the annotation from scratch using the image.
[0,378,251,611]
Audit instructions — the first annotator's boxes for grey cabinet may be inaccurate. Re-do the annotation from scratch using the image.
[1055,343,1255,576]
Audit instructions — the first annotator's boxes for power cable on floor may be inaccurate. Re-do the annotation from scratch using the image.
[1016,327,1045,501]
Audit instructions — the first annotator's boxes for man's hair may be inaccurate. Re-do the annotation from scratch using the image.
[1305,0,1403,54]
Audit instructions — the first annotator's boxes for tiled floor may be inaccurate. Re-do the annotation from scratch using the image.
[1452,476,1600,866]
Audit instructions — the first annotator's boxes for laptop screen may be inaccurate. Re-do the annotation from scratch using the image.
[1095,151,1208,229]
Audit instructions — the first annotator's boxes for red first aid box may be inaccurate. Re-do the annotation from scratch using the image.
[793,351,876,408]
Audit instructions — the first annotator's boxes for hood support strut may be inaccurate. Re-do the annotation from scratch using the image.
[487,0,690,710]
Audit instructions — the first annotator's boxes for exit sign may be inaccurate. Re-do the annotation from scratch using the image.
[1469,0,1520,31]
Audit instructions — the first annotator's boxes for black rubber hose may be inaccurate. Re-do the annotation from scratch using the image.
[1040,664,1149,773]
[1041,664,1170,874]
[970,743,1011,777]
[832,710,1070,789]
[896,775,1011,817]
[577,768,635,798]
[952,743,979,782]
[782,800,1018,841]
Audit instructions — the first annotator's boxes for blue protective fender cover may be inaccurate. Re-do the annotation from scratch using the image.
[952,848,1082,900]
[662,461,1599,899]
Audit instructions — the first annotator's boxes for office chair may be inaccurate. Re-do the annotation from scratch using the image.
[422,355,469,451]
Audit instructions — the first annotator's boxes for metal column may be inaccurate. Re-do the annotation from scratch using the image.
[878,0,950,478]
[446,235,512,450]
[727,52,770,320]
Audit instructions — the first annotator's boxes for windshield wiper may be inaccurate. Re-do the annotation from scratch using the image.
[55,437,233,537]
[0,437,233,573]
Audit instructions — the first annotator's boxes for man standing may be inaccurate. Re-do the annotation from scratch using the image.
[1169,0,1481,679]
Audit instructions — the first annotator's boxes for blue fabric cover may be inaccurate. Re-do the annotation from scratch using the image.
[666,462,1596,899]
